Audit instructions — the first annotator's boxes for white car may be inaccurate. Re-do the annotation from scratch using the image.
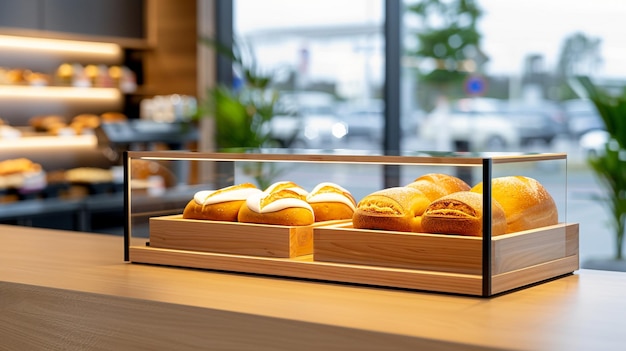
[420,98,520,152]
[268,91,348,149]
[579,129,609,158]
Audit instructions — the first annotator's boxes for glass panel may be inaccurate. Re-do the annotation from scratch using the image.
[402,0,616,267]
[234,0,385,150]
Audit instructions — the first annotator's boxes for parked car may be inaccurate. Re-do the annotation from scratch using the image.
[268,91,348,149]
[420,98,520,151]
[338,100,384,143]
[579,129,609,158]
[504,100,566,146]
[562,99,604,139]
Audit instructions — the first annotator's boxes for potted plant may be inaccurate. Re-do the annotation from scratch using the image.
[196,37,292,188]
[574,76,626,270]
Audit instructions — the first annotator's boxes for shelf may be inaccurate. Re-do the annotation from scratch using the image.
[0,134,97,150]
[0,86,122,101]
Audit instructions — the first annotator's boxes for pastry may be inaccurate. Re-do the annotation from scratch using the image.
[183,183,261,221]
[352,186,431,232]
[238,181,314,226]
[306,182,356,222]
[65,167,113,184]
[101,112,127,123]
[406,173,471,201]
[421,191,507,237]
[471,176,558,233]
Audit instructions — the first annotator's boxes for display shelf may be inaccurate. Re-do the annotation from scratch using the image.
[124,150,576,297]
[0,85,122,100]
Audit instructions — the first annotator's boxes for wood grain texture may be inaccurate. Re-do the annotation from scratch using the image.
[139,221,579,296]
[2,281,496,351]
[2,225,626,350]
[149,214,315,258]
[127,150,566,165]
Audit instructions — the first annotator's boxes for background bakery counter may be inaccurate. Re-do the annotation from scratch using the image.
[0,188,192,234]
[1,225,626,350]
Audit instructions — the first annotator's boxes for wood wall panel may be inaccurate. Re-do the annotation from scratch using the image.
[143,0,198,97]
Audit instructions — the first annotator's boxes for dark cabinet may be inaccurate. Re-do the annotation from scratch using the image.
[43,0,145,39]
[0,0,145,39]
[0,0,40,29]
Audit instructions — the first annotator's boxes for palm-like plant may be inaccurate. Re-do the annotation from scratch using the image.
[197,37,289,188]
[575,76,626,260]
[197,37,280,150]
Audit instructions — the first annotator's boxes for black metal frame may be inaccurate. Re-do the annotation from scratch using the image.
[123,151,130,261]
[482,158,493,296]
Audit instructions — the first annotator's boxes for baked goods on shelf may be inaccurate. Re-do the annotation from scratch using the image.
[352,186,431,233]
[101,112,127,123]
[471,176,558,233]
[29,115,68,134]
[0,158,46,196]
[421,191,507,236]
[306,182,356,222]
[70,114,101,134]
[406,173,470,201]
[238,181,315,226]
[182,183,262,221]
[65,167,114,184]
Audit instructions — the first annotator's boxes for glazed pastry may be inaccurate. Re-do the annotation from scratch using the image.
[306,182,356,222]
[182,183,261,221]
[238,181,314,226]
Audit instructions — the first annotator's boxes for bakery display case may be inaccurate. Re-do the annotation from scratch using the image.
[124,149,578,297]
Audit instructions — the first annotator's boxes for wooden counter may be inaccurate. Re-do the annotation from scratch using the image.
[1,224,625,351]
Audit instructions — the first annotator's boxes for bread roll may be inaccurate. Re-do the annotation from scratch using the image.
[352,186,431,232]
[406,173,471,201]
[421,191,507,237]
[65,167,113,183]
[306,182,356,222]
[471,176,558,233]
[182,183,261,221]
[238,181,314,226]
[0,158,41,176]
[101,112,127,123]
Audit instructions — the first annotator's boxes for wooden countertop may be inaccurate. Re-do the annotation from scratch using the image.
[1,224,625,351]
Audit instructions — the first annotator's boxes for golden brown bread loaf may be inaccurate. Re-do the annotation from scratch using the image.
[306,182,356,222]
[182,183,261,221]
[421,191,507,237]
[101,112,127,123]
[406,173,471,201]
[352,186,431,233]
[238,181,315,226]
[471,176,558,233]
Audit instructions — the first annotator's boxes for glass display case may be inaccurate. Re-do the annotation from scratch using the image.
[124,149,577,297]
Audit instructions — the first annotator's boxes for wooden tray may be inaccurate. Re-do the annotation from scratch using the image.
[132,219,579,297]
[314,223,577,276]
[149,214,347,258]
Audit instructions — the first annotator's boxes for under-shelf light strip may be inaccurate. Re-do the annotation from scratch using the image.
[0,35,121,58]
[0,86,121,100]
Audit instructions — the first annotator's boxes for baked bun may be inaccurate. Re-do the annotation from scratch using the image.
[238,181,314,226]
[421,191,507,237]
[352,186,431,233]
[182,183,261,221]
[0,158,45,190]
[65,167,113,184]
[101,112,127,123]
[306,182,356,222]
[406,173,471,201]
[471,176,558,233]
